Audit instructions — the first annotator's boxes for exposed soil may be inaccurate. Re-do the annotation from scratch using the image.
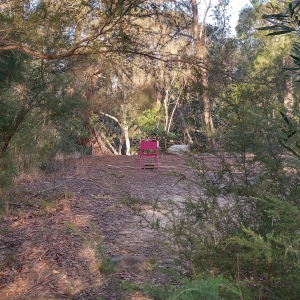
[0,153,200,300]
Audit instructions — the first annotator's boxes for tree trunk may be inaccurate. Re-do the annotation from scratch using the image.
[122,125,131,156]
[284,77,294,114]
[164,89,170,131]
[156,80,163,110]
[166,92,182,133]
[190,0,214,142]
[178,107,193,145]
[202,77,214,131]
[283,56,294,115]
[0,105,31,158]
[91,129,112,156]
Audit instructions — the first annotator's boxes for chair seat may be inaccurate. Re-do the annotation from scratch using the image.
[139,153,158,156]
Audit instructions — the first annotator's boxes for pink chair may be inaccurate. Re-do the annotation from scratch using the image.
[139,139,159,170]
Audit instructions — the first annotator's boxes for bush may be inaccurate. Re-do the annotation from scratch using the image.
[124,99,300,299]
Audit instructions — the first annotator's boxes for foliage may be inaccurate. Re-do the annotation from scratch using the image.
[136,108,177,150]
[145,276,239,300]
[0,51,89,194]
[223,195,300,299]
[259,0,300,79]
[132,161,300,298]
[276,110,300,164]
[136,108,163,131]
[2,1,300,298]
[123,77,300,299]
[0,0,190,60]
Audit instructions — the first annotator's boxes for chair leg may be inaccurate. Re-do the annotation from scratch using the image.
[156,156,159,170]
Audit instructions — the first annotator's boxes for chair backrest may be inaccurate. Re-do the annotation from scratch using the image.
[140,140,158,150]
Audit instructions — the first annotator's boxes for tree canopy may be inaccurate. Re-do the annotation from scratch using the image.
[0,0,190,60]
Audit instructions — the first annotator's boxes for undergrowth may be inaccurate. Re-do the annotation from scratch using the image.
[121,108,300,299]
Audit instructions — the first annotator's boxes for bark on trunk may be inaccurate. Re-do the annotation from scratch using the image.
[190,0,214,142]
[283,56,294,115]
[178,107,193,145]
[91,129,112,156]
[0,106,31,158]
[164,89,169,131]
[156,80,163,110]
[122,125,131,156]
[166,96,180,133]
[284,77,294,114]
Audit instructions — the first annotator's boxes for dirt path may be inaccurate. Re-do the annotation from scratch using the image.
[0,154,194,300]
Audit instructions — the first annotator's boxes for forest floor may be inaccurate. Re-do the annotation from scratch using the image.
[0,153,213,300]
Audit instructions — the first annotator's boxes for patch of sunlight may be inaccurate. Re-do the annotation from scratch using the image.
[10,213,33,229]
[55,271,84,295]
[143,209,169,227]
[130,292,153,300]
[1,276,31,298]
[69,214,94,227]
[78,246,101,273]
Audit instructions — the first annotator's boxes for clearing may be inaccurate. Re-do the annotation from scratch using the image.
[0,153,211,300]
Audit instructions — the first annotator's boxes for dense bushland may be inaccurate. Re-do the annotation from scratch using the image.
[123,88,300,299]
[2,0,300,299]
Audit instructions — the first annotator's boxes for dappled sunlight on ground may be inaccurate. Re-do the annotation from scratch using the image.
[69,213,95,228]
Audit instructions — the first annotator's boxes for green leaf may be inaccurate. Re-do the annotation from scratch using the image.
[278,139,300,158]
[267,30,295,36]
[288,158,300,167]
[290,0,300,11]
[290,55,300,62]
[280,111,291,125]
[256,26,284,31]
[262,14,288,19]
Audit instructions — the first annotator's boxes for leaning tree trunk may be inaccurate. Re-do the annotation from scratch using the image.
[91,128,112,156]
[0,105,31,158]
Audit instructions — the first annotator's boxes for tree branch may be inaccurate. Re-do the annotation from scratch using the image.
[99,111,120,125]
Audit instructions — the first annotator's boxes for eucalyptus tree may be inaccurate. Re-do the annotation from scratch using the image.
[189,0,215,137]
[212,0,298,168]
[0,0,192,159]
[169,0,233,148]
[238,0,298,111]
[259,0,300,106]
[78,53,155,155]
[0,0,190,60]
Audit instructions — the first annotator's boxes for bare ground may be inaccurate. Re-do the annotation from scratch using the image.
[0,154,198,300]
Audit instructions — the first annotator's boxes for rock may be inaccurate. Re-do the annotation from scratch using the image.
[167,144,189,155]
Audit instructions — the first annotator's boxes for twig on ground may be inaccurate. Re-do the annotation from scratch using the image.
[35,184,62,196]
[30,249,50,270]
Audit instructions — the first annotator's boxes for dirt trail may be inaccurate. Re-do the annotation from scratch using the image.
[0,154,195,300]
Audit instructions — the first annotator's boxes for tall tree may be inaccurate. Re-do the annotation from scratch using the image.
[190,0,214,135]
